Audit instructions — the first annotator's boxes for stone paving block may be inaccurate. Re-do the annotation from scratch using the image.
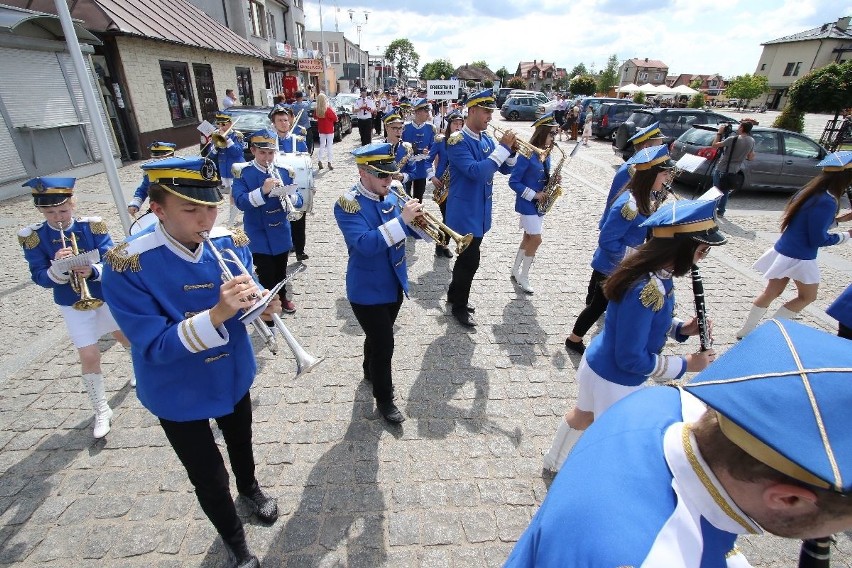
[460,510,498,544]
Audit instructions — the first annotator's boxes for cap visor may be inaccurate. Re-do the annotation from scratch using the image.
[33,195,71,207]
[160,184,224,206]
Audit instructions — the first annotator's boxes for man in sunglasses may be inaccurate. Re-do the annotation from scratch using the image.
[334,143,424,424]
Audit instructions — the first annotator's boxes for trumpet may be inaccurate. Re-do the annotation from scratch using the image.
[389,183,473,254]
[211,125,233,149]
[199,231,322,378]
[58,222,104,311]
[268,160,303,221]
[488,124,549,162]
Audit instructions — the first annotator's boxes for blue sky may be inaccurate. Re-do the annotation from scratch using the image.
[303,0,851,79]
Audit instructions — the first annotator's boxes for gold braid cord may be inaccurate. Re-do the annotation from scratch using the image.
[89,220,109,235]
[104,242,142,273]
[18,231,40,249]
[230,227,250,248]
[337,194,361,214]
[639,278,665,312]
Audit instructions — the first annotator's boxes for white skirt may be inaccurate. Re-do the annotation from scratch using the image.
[576,356,646,417]
[518,214,543,235]
[59,304,121,348]
[753,248,820,285]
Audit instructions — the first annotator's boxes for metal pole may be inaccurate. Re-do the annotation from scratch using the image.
[54,0,132,234]
[318,0,329,94]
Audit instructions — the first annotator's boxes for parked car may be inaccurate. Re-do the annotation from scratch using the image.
[576,97,624,128]
[670,124,829,193]
[500,95,541,121]
[534,98,561,118]
[497,89,547,108]
[496,87,516,108]
[592,102,646,140]
[613,108,736,160]
[310,97,353,142]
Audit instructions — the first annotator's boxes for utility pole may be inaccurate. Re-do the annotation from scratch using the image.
[348,10,369,89]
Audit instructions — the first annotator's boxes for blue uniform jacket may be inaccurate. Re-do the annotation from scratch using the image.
[102,223,258,421]
[290,101,313,134]
[599,162,632,229]
[278,133,308,154]
[19,217,113,307]
[774,190,845,260]
[390,141,416,186]
[508,153,551,216]
[129,174,151,209]
[208,132,244,180]
[505,387,755,567]
[586,273,688,386]
[827,284,852,329]
[402,121,437,180]
[591,191,649,275]
[429,135,449,179]
[445,126,514,238]
[232,161,303,256]
[334,183,417,305]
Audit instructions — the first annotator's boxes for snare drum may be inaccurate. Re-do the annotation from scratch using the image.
[128,211,158,235]
[274,152,316,214]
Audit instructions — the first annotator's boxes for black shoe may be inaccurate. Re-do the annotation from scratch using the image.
[452,308,477,327]
[296,252,309,261]
[447,300,475,313]
[377,401,405,423]
[239,483,278,524]
[223,534,259,568]
[435,246,453,258]
[565,337,586,355]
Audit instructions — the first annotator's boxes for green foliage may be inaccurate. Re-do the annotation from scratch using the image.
[569,63,588,79]
[570,75,597,96]
[507,77,527,89]
[597,54,619,94]
[724,74,769,107]
[495,67,509,83]
[483,80,493,88]
[470,60,489,69]
[788,61,852,115]
[384,39,420,81]
[420,59,455,80]
[466,80,476,88]
[772,105,805,133]
[632,91,646,104]
[688,93,706,108]
[554,75,569,92]
[689,78,703,90]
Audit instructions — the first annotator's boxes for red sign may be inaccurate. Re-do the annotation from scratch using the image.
[298,59,323,73]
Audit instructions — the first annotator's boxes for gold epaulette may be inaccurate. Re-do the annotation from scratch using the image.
[17,226,40,249]
[639,277,665,312]
[447,131,463,146]
[620,197,637,221]
[435,134,446,143]
[104,242,141,273]
[89,219,108,235]
[230,227,250,247]
[337,193,360,214]
[234,131,244,140]
[231,162,250,179]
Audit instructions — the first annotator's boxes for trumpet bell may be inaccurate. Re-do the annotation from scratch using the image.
[457,233,473,255]
[73,297,104,311]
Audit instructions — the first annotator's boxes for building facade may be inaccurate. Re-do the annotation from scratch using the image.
[668,73,727,98]
[514,60,559,91]
[755,16,852,109]
[304,30,368,95]
[618,58,669,88]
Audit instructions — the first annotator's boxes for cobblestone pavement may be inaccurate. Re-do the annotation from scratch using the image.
[0,115,850,567]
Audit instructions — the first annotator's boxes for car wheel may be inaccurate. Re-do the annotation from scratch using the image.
[334,124,341,143]
[509,111,519,121]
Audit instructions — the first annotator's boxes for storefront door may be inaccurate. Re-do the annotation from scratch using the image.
[193,63,218,122]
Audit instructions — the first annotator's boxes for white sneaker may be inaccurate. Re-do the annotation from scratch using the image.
[129,376,136,388]
[93,406,113,439]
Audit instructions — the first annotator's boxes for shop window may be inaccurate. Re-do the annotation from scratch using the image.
[160,61,196,124]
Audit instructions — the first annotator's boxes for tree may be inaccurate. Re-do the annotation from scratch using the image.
[724,73,769,108]
[772,105,805,133]
[420,59,455,81]
[597,54,619,94]
[385,39,420,80]
[689,78,703,90]
[554,75,569,92]
[569,63,587,79]
[470,60,489,69]
[466,80,476,89]
[688,93,706,108]
[495,66,509,84]
[787,61,852,120]
[570,75,597,96]
[507,77,527,89]
[483,80,493,88]
[633,91,646,104]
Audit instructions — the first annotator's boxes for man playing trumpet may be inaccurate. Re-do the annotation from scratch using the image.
[102,157,281,568]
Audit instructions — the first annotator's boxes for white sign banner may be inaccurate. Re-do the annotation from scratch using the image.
[427,80,459,100]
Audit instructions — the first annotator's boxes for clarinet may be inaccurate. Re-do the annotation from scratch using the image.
[690,264,711,351]
[798,537,832,568]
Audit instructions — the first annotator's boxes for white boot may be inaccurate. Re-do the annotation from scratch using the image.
[516,255,535,294]
[129,375,136,388]
[735,305,768,339]
[542,419,583,473]
[82,373,112,439]
[510,249,524,282]
[228,202,240,226]
[771,306,799,321]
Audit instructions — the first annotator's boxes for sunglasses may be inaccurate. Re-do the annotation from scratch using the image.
[367,169,392,179]
[696,246,711,257]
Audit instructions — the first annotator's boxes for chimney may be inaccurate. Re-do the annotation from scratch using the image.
[644,57,649,62]
[837,16,850,31]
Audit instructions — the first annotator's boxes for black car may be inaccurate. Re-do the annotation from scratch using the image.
[592,102,646,140]
[613,108,736,160]
[309,97,353,143]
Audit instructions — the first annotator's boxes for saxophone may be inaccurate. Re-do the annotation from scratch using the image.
[536,142,566,215]
[433,167,450,204]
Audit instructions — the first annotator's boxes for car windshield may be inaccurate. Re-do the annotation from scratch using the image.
[231,112,272,132]
[334,94,359,106]
[679,128,716,146]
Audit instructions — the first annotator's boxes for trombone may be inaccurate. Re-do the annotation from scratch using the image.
[199,231,322,378]
[58,222,104,311]
[211,125,234,149]
[488,124,550,163]
[388,183,473,254]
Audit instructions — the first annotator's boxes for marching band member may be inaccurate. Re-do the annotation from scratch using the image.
[508,113,559,295]
[509,320,852,567]
[565,145,674,354]
[354,87,375,146]
[383,110,416,186]
[334,143,424,424]
[543,199,725,473]
[19,177,129,439]
[127,141,176,216]
[402,98,438,204]
[373,90,384,136]
[207,111,244,226]
[377,91,389,137]
[445,89,517,327]
[269,104,310,262]
[232,129,303,314]
[290,91,314,155]
[102,157,280,568]
[428,109,465,258]
[736,151,852,339]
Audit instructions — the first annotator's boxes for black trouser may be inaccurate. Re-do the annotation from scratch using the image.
[290,215,306,256]
[373,115,382,135]
[404,178,427,203]
[159,393,256,545]
[252,251,289,299]
[358,118,373,145]
[447,236,483,308]
[573,270,608,337]
[840,322,852,340]
[350,288,403,403]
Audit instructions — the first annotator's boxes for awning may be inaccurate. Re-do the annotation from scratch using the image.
[617,83,640,94]
[0,4,100,43]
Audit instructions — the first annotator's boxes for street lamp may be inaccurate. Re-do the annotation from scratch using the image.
[348,10,369,89]
[317,0,329,94]
[376,45,386,91]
